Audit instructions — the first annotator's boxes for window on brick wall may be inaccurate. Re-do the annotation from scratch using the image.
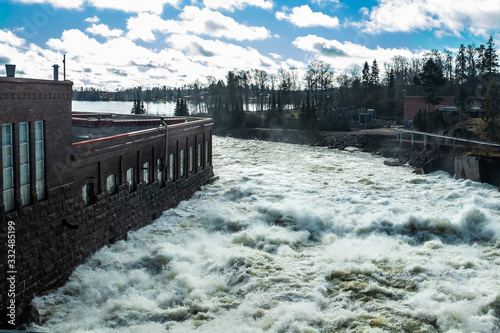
[197,143,202,167]
[189,146,194,172]
[2,124,14,211]
[35,121,45,200]
[19,122,30,206]
[106,175,116,194]
[157,158,163,184]
[143,162,150,185]
[127,168,134,192]
[205,140,210,165]
[82,183,96,205]
[180,149,185,177]
[169,154,174,181]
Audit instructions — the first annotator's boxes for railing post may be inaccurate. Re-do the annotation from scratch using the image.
[411,132,414,146]
[424,135,427,149]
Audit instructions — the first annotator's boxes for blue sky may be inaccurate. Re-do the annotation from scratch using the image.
[1,0,499,89]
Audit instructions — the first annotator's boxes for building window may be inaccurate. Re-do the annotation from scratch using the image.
[82,183,95,205]
[143,162,150,184]
[127,168,134,191]
[197,143,202,167]
[157,158,163,183]
[34,121,45,200]
[189,146,194,172]
[169,154,174,181]
[19,123,30,206]
[180,149,185,177]
[106,175,116,194]
[2,124,14,211]
[205,140,210,165]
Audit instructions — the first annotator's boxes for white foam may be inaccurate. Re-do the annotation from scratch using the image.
[32,137,500,332]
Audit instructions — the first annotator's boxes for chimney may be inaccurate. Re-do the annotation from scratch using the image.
[53,64,59,81]
[5,64,15,77]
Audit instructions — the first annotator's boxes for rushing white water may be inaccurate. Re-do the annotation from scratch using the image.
[32,137,500,333]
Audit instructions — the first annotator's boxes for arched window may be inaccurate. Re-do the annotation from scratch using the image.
[106,175,116,194]
[143,162,150,184]
[82,183,96,205]
[180,149,185,177]
[157,158,163,184]
[169,154,175,181]
[126,168,134,192]
[197,143,202,167]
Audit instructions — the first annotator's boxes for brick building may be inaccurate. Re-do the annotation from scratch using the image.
[0,70,214,327]
[403,96,455,120]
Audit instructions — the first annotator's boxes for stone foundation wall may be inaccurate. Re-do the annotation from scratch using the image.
[455,155,500,186]
[0,166,213,327]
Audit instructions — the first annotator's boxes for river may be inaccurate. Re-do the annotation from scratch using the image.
[72,101,267,115]
[32,136,500,332]
[72,101,178,116]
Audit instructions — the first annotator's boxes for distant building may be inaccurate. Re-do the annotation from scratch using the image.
[404,96,454,121]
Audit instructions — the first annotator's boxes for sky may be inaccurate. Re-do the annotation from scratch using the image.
[0,0,499,89]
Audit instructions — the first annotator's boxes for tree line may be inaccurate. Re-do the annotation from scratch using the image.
[73,36,499,139]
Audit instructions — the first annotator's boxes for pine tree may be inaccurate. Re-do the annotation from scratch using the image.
[484,36,499,80]
[362,61,370,91]
[455,44,467,86]
[371,59,380,86]
[174,98,189,116]
[482,79,499,141]
[414,58,446,131]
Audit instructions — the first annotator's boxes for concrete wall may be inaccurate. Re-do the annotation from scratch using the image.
[455,155,500,186]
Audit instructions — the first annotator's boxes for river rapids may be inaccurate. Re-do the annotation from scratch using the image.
[32,136,500,332]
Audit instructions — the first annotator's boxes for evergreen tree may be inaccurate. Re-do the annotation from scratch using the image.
[362,61,370,92]
[174,98,189,116]
[484,36,499,81]
[131,96,146,114]
[455,44,467,86]
[414,58,445,131]
[482,79,499,141]
[370,59,380,86]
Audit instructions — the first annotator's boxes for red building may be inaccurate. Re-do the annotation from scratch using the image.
[404,96,454,120]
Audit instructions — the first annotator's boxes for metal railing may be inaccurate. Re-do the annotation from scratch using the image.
[396,128,500,148]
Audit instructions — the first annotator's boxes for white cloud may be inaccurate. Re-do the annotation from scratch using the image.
[3,26,278,88]
[127,7,271,42]
[357,0,500,38]
[293,34,425,73]
[84,16,100,23]
[87,0,181,14]
[203,0,273,12]
[126,13,183,42]
[0,29,26,47]
[312,0,340,7]
[10,0,84,9]
[179,6,271,41]
[276,5,340,28]
[0,31,66,80]
[86,23,123,38]
[166,33,277,72]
